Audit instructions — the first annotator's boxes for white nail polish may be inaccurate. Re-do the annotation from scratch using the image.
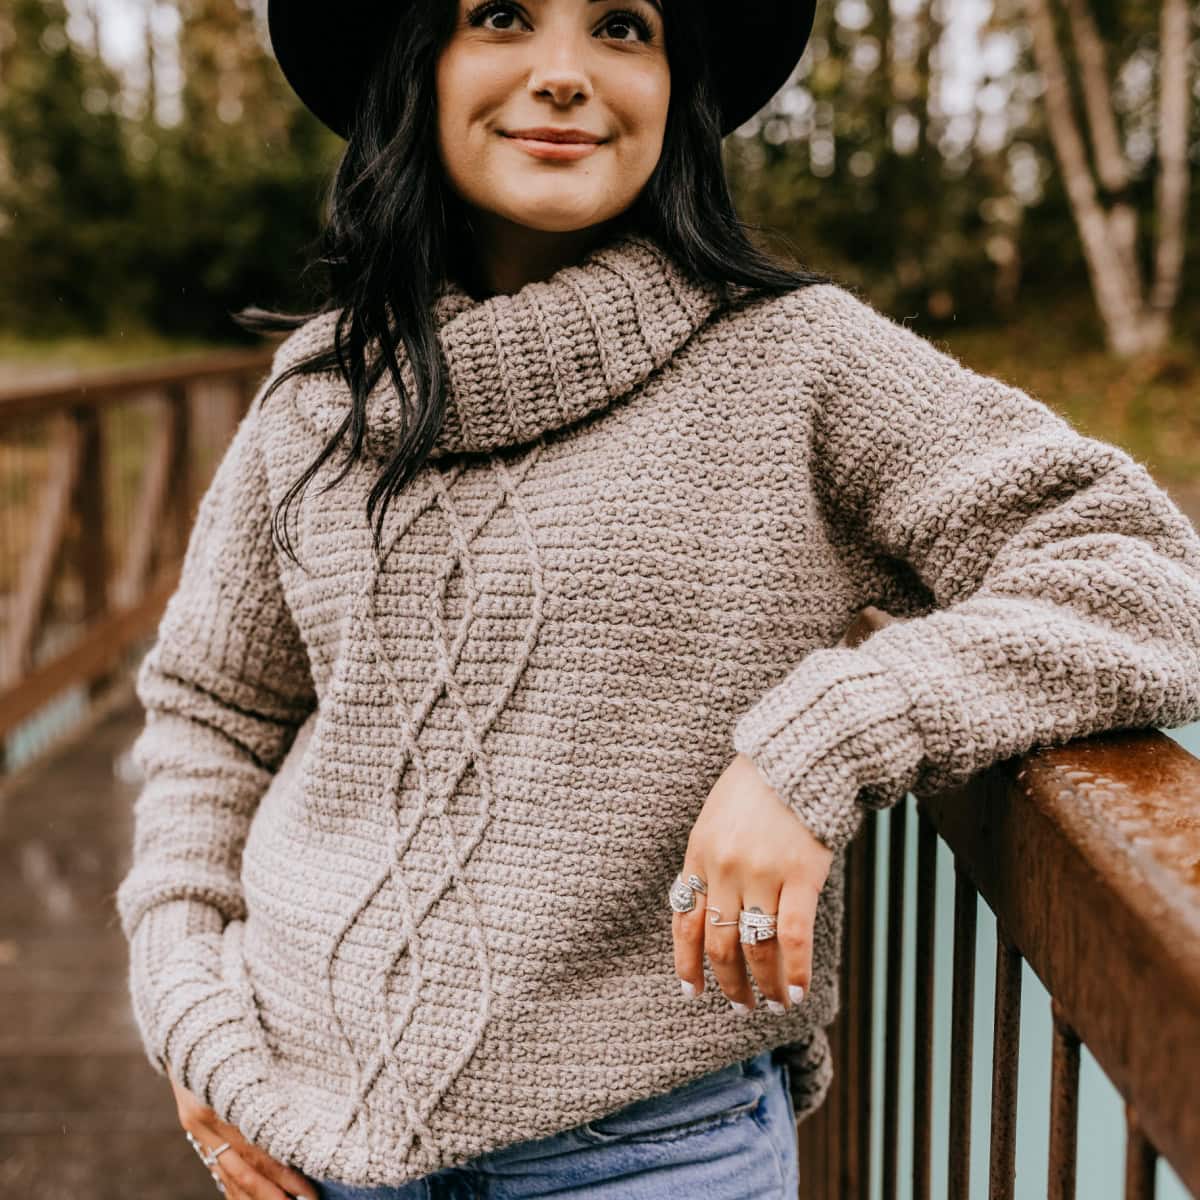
[730,1000,751,1015]
[788,984,806,1004]
[680,978,697,999]
[765,999,786,1013]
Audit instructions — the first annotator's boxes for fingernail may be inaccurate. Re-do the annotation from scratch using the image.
[730,1000,751,1015]
[679,978,699,999]
[765,999,786,1013]
[788,984,806,1005]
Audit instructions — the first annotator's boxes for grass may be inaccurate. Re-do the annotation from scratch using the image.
[0,330,253,387]
[936,295,1200,486]
[1,291,1197,485]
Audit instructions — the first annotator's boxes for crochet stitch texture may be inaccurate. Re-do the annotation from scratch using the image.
[116,230,1200,1189]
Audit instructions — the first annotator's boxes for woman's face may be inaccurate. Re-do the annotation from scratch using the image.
[436,0,670,234]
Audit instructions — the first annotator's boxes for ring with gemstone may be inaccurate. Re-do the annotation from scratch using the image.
[739,907,778,944]
[669,874,699,912]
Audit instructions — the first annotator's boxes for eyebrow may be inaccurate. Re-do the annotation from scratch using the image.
[589,0,664,15]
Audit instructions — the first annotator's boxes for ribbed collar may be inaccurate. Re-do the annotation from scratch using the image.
[283,231,727,462]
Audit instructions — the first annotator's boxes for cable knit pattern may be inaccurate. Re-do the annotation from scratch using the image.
[115,229,1200,1189]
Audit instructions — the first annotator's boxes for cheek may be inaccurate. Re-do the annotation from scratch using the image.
[436,50,503,149]
[436,68,491,190]
[612,68,670,170]
[611,65,669,136]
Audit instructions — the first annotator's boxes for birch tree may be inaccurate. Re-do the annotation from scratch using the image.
[1022,0,1192,356]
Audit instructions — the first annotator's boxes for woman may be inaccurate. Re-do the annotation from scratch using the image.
[115,0,1200,1197]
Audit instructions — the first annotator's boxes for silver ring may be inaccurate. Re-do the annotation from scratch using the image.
[186,1131,229,1194]
[204,1141,232,1168]
[739,906,778,944]
[669,875,698,912]
[705,905,739,926]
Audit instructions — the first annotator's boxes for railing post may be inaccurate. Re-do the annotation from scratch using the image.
[912,807,937,1200]
[164,380,194,570]
[987,929,1022,1200]
[882,797,907,1200]
[947,861,977,1200]
[1124,1105,1157,1200]
[1047,998,1079,1200]
[71,401,109,700]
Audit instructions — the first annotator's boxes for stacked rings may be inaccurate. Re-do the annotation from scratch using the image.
[668,874,779,944]
[186,1129,231,1194]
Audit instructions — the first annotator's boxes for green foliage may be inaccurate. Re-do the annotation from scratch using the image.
[0,0,337,340]
[0,0,1194,342]
[0,0,137,333]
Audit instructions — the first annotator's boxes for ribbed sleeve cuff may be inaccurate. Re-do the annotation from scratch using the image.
[732,646,925,855]
[128,904,294,1146]
[127,899,224,1077]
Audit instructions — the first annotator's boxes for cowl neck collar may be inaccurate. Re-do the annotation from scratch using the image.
[282,231,728,463]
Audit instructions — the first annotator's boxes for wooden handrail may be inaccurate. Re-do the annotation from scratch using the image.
[805,602,1200,1198]
[0,346,277,426]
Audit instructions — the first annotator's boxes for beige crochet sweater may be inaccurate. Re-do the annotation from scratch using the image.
[115,230,1200,1189]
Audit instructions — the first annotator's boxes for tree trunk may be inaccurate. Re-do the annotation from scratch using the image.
[1022,0,1190,357]
[1148,0,1189,322]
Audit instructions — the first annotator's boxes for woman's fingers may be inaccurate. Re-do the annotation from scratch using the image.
[670,860,815,1013]
[212,1144,294,1200]
[185,1122,301,1200]
[703,877,756,1011]
[775,875,818,1006]
[236,1131,320,1199]
[672,869,708,998]
[739,885,789,1011]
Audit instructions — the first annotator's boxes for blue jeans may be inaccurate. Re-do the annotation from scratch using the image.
[315,1048,799,1199]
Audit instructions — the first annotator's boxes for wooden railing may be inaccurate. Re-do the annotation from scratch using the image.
[800,606,1200,1199]
[0,348,275,766]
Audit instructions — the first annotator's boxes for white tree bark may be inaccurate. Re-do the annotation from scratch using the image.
[1022,0,1191,357]
[1149,0,1189,320]
[1061,0,1141,289]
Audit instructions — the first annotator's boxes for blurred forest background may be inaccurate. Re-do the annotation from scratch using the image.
[0,0,1197,491]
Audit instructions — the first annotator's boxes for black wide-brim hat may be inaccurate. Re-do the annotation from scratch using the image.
[266,0,818,140]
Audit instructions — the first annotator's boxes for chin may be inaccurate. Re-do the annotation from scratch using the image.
[494,202,619,234]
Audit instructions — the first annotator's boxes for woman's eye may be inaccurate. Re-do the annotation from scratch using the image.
[464,2,652,41]
[466,2,528,31]
[598,11,653,41]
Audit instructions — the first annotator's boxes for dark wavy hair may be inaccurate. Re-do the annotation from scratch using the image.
[233,0,835,567]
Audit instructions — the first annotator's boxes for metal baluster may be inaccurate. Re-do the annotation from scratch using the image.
[988,932,1022,1200]
[882,800,907,1200]
[948,863,977,1200]
[1047,1000,1079,1200]
[913,806,937,1200]
[1124,1106,1157,1200]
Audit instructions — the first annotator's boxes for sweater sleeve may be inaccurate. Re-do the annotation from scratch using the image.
[114,376,316,1132]
[732,284,1200,856]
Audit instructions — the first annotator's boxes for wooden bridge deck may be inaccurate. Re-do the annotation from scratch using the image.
[0,684,215,1200]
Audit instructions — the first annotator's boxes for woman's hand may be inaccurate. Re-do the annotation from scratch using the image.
[167,1064,319,1200]
[673,752,835,1012]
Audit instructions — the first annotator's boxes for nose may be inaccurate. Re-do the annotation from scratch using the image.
[526,26,594,109]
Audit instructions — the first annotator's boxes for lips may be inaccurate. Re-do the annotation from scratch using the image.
[502,128,606,144]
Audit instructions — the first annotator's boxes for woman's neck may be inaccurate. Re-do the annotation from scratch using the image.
[454,210,631,299]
